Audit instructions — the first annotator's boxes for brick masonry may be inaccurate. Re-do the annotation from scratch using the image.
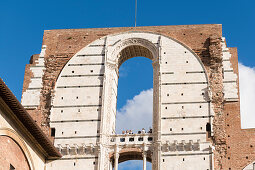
[0,136,30,170]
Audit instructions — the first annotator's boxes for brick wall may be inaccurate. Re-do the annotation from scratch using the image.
[0,136,30,170]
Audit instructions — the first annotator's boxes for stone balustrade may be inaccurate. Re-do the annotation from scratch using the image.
[55,136,202,156]
[109,133,154,146]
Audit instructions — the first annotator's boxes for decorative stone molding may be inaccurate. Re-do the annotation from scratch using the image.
[56,143,98,156]
[162,140,201,152]
[109,38,158,67]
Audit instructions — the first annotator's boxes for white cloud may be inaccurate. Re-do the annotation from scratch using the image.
[239,63,255,129]
[116,89,153,134]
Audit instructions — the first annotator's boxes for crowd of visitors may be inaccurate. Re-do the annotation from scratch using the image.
[121,128,152,135]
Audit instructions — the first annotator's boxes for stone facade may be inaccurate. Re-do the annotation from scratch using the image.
[20,24,255,170]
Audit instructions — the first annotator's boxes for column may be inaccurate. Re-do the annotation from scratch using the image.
[143,151,147,170]
[109,161,113,170]
[114,145,119,170]
[114,152,119,170]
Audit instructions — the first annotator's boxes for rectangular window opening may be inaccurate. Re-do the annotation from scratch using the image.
[129,137,134,142]
[148,137,153,141]
[138,137,143,141]
[206,123,211,138]
[51,128,56,137]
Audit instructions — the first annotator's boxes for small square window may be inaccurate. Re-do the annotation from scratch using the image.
[129,137,134,142]
[90,70,93,73]
[148,137,153,141]
[138,137,143,141]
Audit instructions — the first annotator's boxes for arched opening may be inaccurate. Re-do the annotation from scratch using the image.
[111,43,158,135]
[116,57,153,134]
[105,41,158,170]
[109,149,152,170]
[117,45,154,68]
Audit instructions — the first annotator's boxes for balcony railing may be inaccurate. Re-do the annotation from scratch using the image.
[109,133,154,145]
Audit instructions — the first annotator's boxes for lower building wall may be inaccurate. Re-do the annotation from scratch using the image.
[46,158,98,170]
[0,107,45,170]
[0,136,30,170]
[161,154,213,170]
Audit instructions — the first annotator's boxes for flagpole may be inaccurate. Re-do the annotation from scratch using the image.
[135,0,137,27]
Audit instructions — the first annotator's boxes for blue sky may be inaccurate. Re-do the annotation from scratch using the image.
[0,0,254,100]
[1,0,255,169]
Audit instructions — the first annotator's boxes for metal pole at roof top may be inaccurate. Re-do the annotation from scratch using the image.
[135,0,137,27]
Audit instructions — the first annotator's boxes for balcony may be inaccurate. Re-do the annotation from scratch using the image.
[109,133,154,146]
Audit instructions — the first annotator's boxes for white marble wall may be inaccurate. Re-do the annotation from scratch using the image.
[21,45,46,108]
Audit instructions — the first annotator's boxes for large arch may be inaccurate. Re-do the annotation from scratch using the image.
[50,31,212,170]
